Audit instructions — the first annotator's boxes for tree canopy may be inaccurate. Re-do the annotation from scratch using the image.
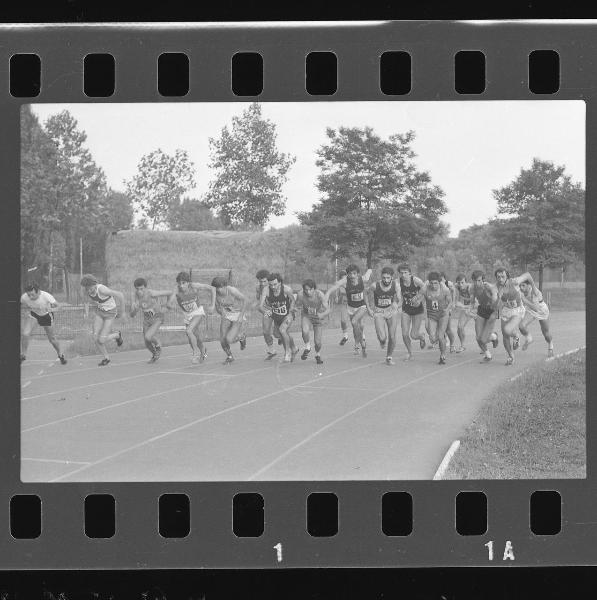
[298,127,447,268]
[206,103,295,228]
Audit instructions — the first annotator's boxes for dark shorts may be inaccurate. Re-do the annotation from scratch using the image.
[273,312,293,328]
[30,311,53,327]
[477,305,495,320]
[143,311,164,328]
[402,304,424,316]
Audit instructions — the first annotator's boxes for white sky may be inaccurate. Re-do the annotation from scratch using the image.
[30,101,585,237]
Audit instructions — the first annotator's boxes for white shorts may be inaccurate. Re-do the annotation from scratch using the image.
[183,306,205,325]
[223,310,246,323]
[501,305,525,322]
[452,306,473,320]
[524,302,550,321]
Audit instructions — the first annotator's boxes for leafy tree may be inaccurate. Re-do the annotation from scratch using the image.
[492,158,584,289]
[126,149,196,230]
[206,103,295,228]
[20,105,61,279]
[44,110,108,273]
[299,127,447,268]
[168,197,224,231]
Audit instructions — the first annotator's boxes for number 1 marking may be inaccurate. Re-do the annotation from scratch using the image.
[485,540,494,561]
[274,542,283,563]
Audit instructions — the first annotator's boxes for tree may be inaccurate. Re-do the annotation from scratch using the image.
[168,197,224,231]
[126,149,196,230]
[298,127,447,268]
[43,110,108,273]
[492,158,584,289]
[206,103,295,228]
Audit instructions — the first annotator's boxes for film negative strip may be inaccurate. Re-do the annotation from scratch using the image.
[0,20,592,570]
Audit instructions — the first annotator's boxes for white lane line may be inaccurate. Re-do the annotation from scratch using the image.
[433,440,461,480]
[22,366,273,434]
[22,458,91,465]
[49,359,385,482]
[22,381,31,389]
[157,370,238,377]
[509,372,523,382]
[299,385,389,393]
[247,357,478,481]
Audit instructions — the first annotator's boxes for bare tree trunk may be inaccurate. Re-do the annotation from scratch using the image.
[48,230,53,293]
[538,262,544,291]
[366,241,373,269]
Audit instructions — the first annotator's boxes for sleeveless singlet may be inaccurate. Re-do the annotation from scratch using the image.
[345,276,365,308]
[425,288,451,317]
[136,289,163,319]
[373,280,397,308]
[400,277,424,316]
[301,290,326,318]
[267,288,292,323]
[88,285,117,312]
[458,285,472,306]
[216,287,241,315]
[176,288,200,313]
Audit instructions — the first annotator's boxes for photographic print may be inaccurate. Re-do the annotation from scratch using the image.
[19,100,585,481]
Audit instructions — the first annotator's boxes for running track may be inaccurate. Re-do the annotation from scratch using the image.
[20,311,585,482]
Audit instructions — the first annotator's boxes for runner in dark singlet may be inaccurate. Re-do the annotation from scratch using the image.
[397,264,427,360]
[470,270,499,362]
[336,268,372,350]
[255,269,276,360]
[80,274,126,366]
[325,264,370,358]
[129,277,172,363]
[260,273,298,363]
[365,267,401,365]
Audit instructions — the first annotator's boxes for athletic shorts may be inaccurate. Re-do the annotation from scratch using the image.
[273,312,294,328]
[95,306,118,320]
[452,306,472,320]
[524,302,549,321]
[223,310,246,323]
[30,311,53,327]
[501,305,525,322]
[427,310,447,322]
[374,305,399,319]
[347,304,367,318]
[477,305,495,320]
[402,303,424,316]
[303,312,325,326]
[143,310,164,328]
[183,306,205,325]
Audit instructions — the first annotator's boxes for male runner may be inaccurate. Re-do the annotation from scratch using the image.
[212,276,248,365]
[336,268,372,351]
[260,273,298,363]
[365,267,401,365]
[518,275,554,358]
[325,265,370,358]
[129,278,173,363]
[397,264,427,360]
[470,270,499,363]
[295,279,331,365]
[80,274,126,366]
[166,271,216,365]
[20,282,67,365]
[255,269,277,360]
[415,272,453,365]
[440,273,457,353]
[452,274,477,353]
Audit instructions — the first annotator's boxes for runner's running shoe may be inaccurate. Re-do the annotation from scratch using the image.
[339,335,349,346]
[513,336,520,351]
[385,356,395,366]
[265,351,277,361]
[439,356,446,365]
[315,355,324,365]
[98,358,111,366]
[116,331,124,347]
[239,334,247,351]
[301,349,311,360]
[59,354,67,365]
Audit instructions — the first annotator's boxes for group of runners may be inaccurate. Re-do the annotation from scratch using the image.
[19,263,555,368]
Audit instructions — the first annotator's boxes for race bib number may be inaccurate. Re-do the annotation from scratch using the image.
[431,300,439,311]
[272,304,288,316]
[377,298,391,307]
[143,308,155,317]
[307,306,318,315]
[350,292,364,302]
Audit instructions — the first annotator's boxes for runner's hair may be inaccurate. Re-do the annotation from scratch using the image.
[427,271,441,282]
[80,274,98,287]
[381,266,394,276]
[494,267,510,279]
[345,264,360,275]
[211,276,228,289]
[471,269,485,281]
[176,271,191,283]
[256,269,270,280]
[24,281,40,292]
[267,272,283,284]
[455,273,466,282]
[302,279,316,290]
[133,277,147,288]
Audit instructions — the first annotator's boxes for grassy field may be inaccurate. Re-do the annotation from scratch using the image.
[545,287,585,312]
[443,349,586,479]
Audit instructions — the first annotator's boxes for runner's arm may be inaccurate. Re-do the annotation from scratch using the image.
[511,272,533,286]
[102,286,126,316]
[150,289,174,298]
[229,286,247,317]
[165,291,177,311]
[364,284,375,316]
[318,292,332,318]
[362,268,373,283]
[324,276,347,303]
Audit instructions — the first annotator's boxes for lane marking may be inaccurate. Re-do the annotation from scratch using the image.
[22,458,91,465]
[49,359,386,482]
[23,366,273,434]
[247,357,479,481]
[299,384,389,393]
[509,372,523,382]
[433,440,461,480]
[22,381,31,389]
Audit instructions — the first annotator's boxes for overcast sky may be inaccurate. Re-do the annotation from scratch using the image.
[30,101,585,237]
